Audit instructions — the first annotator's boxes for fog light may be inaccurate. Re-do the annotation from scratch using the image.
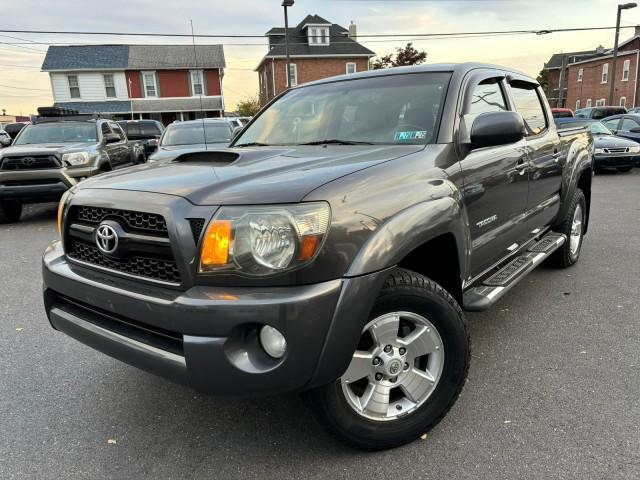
[259,325,287,359]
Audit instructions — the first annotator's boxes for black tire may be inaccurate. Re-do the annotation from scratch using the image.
[617,166,632,172]
[304,268,470,450]
[549,189,586,268]
[0,200,22,223]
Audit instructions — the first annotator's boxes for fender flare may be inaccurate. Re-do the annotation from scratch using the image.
[346,195,468,279]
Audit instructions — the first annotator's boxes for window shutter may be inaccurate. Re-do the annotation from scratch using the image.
[139,72,145,98]
[203,70,208,96]
[155,72,160,97]
[187,71,192,96]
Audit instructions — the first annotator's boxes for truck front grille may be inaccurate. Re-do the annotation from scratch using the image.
[0,155,60,170]
[75,206,168,235]
[65,206,181,285]
[67,241,181,284]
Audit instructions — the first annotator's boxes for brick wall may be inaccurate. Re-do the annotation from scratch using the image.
[125,71,142,98]
[565,52,638,110]
[158,70,189,97]
[259,57,370,105]
[205,69,222,96]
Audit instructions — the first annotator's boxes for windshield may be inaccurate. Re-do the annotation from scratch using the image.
[590,122,612,135]
[235,72,451,146]
[161,123,232,146]
[14,122,98,145]
[119,121,162,139]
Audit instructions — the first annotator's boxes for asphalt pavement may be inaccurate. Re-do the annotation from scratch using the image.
[1,170,639,479]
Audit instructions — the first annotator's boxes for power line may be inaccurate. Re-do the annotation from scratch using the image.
[0,25,637,39]
[0,83,49,92]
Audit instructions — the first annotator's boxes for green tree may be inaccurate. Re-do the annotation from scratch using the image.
[371,43,428,70]
[236,94,261,117]
[536,69,549,91]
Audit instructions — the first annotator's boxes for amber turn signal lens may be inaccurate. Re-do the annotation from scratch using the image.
[201,220,232,267]
[298,234,321,261]
[57,199,65,237]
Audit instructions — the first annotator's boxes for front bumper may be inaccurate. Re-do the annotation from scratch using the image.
[593,154,639,168]
[0,166,98,203]
[42,242,388,396]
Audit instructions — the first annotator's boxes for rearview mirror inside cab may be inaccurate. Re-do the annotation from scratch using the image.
[470,111,525,149]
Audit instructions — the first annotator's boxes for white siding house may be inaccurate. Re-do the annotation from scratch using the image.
[50,72,129,102]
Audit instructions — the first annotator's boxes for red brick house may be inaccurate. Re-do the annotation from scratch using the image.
[542,27,640,110]
[256,15,375,105]
[42,44,226,124]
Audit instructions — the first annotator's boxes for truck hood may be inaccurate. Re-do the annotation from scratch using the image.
[0,142,95,156]
[80,145,424,205]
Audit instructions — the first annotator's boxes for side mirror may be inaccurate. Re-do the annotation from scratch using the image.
[0,137,11,147]
[104,133,120,144]
[629,127,640,133]
[231,126,243,140]
[470,111,525,149]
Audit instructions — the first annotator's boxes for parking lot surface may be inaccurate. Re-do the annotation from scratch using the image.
[1,170,639,479]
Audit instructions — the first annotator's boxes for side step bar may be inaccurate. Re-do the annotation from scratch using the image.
[463,232,566,312]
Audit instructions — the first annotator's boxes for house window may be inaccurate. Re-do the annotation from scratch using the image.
[577,68,583,82]
[286,63,298,87]
[586,98,592,108]
[103,74,116,98]
[595,98,606,107]
[142,72,157,97]
[308,27,329,45]
[620,96,627,107]
[576,99,581,110]
[346,62,357,74]
[602,63,609,83]
[190,70,204,96]
[622,59,630,81]
[67,75,80,99]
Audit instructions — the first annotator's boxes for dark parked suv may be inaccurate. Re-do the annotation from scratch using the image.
[43,64,593,449]
[117,120,164,158]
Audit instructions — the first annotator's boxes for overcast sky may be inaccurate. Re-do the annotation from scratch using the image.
[2,0,640,115]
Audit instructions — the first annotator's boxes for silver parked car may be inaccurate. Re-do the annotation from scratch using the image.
[148,119,233,163]
[0,129,11,147]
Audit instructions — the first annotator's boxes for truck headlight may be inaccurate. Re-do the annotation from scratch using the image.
[594,148,605,155]
[629,146,640,154]
[62,151,91,166]
[199,203,330,276]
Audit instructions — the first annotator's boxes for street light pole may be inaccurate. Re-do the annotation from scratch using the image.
[609,2,637,105]
[282,0,294,90]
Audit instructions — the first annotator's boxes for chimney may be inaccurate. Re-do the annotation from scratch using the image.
[596,44,605,54]
[349,20,357,40]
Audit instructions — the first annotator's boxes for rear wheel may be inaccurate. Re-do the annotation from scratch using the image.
[305,269,470,450]
[0,200,22,223]
[550,189,586,268]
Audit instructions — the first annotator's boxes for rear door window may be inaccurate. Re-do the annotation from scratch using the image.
[509,83,547,135]
[619,117,640,132]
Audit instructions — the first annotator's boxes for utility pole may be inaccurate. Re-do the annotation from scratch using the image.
[282,0,294,90]
[558,54,568,108]
[609,2,637,105]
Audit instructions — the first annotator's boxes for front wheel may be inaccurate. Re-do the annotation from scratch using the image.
[305,269,470,450]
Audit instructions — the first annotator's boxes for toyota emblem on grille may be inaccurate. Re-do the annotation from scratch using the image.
[96,224,119,255]
[21,157,36,166]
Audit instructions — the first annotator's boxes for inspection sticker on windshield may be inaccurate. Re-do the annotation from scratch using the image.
[394,130,427,141]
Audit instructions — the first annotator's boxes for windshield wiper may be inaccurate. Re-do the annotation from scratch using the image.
[234,142,272,148]
[296,139,376,146]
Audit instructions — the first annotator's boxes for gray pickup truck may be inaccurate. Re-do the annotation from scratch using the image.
[42,63,593,450]
[0,116,144,223]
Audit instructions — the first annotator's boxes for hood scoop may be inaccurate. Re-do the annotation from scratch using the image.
[174,150,240,164]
